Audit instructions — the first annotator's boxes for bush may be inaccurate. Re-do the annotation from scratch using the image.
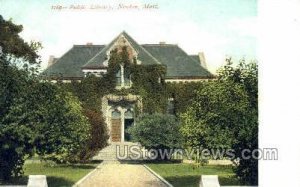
[128,113,182,160]
[0,79,91,180]
[78,109,109,161]
[32,84,91,163]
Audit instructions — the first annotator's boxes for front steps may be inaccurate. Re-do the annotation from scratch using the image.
[92,142,151,162]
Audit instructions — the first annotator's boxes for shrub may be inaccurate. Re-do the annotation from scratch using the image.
[128,113,182,160]
[78,109,109,161]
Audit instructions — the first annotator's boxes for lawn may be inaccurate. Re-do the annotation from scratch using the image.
[147,163,243,187]
[1,162,97,187]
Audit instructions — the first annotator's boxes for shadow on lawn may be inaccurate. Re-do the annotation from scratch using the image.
[0,176,74,187]
[164,175,241,187]
[67,164,96,170]
[46,176,74,187]
[142,160,182,164]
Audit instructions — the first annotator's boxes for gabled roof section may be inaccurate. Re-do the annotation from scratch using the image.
[82,31,161,69]
[42,45,105,78]
[142,44,213,78]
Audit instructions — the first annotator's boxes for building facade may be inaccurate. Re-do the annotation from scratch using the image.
[43,31,213,143]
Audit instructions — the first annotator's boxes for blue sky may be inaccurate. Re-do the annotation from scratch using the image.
[0,0,257,72]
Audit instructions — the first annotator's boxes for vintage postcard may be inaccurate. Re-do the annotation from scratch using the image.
[0,0,262,186]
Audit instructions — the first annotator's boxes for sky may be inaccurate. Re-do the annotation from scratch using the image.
[0,0,257,73]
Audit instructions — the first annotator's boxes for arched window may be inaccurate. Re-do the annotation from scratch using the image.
[111,109,121,119]
[124,108,134,119]
[116,68,122,86]
[115,65,131,88]
[124,69,131,86]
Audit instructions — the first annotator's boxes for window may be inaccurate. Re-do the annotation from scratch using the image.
[116,68,122,86]
[115,65,131,88]
[124,69,131,86]
[124,108,134,119]
[111,109,121,119]
[167,98,175,114]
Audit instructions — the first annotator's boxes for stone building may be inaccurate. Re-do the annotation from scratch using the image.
[43,31,213,143]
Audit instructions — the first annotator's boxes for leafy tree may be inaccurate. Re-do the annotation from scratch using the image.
[128,113,182,160]
[0,16,90,181]
[26,83,90,163]
[218,59,258,185]
[180,81,249,149]
[0,15,41,180]
[180,59,258,185]
[0,15,41,74]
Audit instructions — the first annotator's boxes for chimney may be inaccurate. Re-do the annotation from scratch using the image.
[159,41,166,45]
[47,55,57,67]
[86,42,93,45]
[198,52,207,69]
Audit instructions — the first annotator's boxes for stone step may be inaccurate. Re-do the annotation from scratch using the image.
[92,142,151,161]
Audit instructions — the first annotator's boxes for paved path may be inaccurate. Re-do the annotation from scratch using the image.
[77,163,168,187]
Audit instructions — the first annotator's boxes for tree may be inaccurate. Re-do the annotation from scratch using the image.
[0,77,91,179]
[0,15,41,74]
[0,16,90,181]
[128,113,182,160]
[0,15,41,180]
[180,59,258,185]
[25,83,90,163]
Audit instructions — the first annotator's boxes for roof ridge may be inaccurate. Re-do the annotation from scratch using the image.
[82,32,124,68]
[83,31,163,68]
[142,44,177,46]
[121,32,162,65]
[73,44,105,47]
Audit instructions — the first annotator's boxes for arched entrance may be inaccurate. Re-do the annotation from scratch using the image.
[102,94,142,143]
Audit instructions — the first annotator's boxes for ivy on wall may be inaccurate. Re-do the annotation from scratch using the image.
[61,47,203,116]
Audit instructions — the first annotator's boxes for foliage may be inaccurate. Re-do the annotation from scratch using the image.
[130,64,167,113]
[0,79,91,179]
[0,58,36,180]
[218,59,258,185]
[63,46,168,115]
[0,15,42,179]
[59,47,170,162]
[60,75,112,161]
[180,59,258,185]
[29,84,90,163]
[78,109,109,161]
[0,16,90,180]
[0,15,41,74]
[180,81,249,149]
[166,82,206,116]
[128,113,182,159]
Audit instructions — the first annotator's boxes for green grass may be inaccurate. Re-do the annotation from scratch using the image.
[147,163,243,187]
[2,162,97,187]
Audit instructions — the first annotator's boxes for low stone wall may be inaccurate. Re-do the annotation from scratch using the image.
[199,175,258,187]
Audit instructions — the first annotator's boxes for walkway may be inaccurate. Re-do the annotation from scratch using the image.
[76,163,168,187]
